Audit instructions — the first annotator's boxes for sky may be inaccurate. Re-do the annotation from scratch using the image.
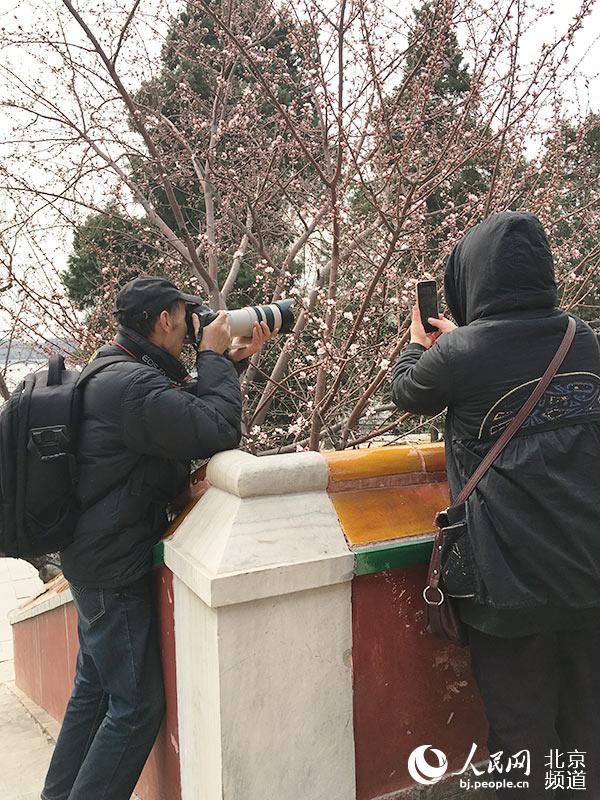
[505,1,600,119]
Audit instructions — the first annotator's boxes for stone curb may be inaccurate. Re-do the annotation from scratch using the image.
[2,681,59,744]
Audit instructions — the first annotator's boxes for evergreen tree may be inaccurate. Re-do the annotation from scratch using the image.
[62,208,157,308]
[550,114,600,323]
[62,0,314,312]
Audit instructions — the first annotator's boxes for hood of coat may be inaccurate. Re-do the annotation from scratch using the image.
[444,212,557,326]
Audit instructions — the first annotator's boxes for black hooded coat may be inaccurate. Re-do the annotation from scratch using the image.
[391,212,600,635]
[60,333,244,588]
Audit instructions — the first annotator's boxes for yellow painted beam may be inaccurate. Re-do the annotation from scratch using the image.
[329,482,450,545]
[323,443,445,483]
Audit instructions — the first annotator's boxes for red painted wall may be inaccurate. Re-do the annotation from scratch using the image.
[12,556,490,800]
[136,568,181,800]
[12,567,180,800]
[13,600,79,719]
[352,565,489,800]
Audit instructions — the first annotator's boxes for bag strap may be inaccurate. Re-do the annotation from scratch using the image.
[454,316,577,507]
[47,355,66,386]
[76,355,135,388]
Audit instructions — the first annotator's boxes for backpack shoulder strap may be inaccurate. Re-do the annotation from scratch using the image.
[47,355,66,386]
[76,355,136,388]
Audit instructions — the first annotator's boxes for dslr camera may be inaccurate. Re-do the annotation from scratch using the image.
[185,299,295,347]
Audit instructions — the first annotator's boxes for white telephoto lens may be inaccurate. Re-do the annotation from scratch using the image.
[227,304,282,337]
[227,307,258,337]
[271,304,282,331]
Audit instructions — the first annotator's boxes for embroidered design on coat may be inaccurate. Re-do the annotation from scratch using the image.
[478,372,600,439]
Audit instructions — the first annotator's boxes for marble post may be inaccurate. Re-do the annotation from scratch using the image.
[164,449,356,800]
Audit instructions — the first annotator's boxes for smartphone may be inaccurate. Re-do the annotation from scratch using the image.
[416,280,438,334]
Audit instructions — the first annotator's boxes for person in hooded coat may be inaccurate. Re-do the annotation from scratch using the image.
[391,212,600,799]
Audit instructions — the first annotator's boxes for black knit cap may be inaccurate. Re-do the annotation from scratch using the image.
[114,276,202,321]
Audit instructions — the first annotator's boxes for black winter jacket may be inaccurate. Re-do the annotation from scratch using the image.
[60,345,243,587]
[391,212,600,633]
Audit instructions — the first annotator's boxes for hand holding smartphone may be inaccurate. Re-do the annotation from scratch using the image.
[411,281,457,348]
[416,280,439,333]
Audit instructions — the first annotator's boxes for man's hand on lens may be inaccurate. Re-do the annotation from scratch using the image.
[229,321,279,362]
[410,304,457,349]
[198,310,231,354]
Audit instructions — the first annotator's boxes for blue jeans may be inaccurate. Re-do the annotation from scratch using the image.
[42,576,165,800]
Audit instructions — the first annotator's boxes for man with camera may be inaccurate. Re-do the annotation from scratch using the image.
[42,276,276,800]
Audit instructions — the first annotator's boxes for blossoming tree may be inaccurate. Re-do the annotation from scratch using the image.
[1,0,598,450]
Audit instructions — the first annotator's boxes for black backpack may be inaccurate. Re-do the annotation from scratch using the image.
[0,354,127,558]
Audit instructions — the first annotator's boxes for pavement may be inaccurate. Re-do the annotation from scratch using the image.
[0,683,57,800]
[0,557,55,800]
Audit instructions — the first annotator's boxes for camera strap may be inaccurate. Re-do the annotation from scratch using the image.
[113,327,189,385]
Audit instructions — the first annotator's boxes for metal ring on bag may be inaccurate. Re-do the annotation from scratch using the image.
[423,585,445,606]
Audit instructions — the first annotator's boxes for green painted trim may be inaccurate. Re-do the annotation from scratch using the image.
[354,537,434,576]
[153,541,165,568]
[153,535,433,575]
